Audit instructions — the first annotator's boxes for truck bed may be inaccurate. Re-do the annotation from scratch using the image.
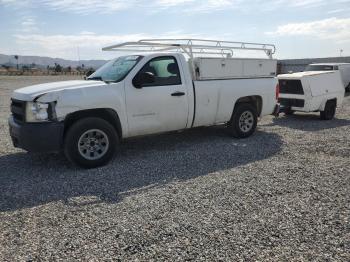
[192,77,278,127]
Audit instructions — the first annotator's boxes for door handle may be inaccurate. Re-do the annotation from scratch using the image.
[171,91,185,97]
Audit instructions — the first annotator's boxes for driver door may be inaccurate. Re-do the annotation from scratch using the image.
[125,55,189,137]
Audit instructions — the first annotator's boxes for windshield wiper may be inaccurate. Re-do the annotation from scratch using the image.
[87,76,112,84]
[87,76,103,81]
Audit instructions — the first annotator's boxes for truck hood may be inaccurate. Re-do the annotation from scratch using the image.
[12,80,107,101]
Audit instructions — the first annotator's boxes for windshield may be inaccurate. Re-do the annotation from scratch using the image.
[305,65,335,71]
[88,55,143,82]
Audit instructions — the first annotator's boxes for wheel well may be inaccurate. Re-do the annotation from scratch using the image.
[322,98,337,110]
[234,96,263,116]
[327,98,337,106]
[64,108,122,139]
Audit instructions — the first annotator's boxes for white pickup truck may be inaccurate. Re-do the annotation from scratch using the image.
[9,39,279,168]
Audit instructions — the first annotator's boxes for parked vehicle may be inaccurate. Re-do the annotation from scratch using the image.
[278,71,344,119]
[305,63,350,91]
[9,39,280,168]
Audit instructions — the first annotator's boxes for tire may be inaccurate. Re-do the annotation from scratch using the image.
[284,108,295,115]
[228,103,258,138]
[346,84,350,93]
[320,100,336,120]
[64,117,119,168]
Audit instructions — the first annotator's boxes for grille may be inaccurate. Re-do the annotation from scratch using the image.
[11,99,26,122]
[279,98,305,108]
[279,79,304,95]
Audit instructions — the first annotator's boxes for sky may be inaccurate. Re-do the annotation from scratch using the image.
[0,0,349,60]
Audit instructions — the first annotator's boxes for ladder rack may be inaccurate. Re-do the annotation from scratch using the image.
[102,39,276,59]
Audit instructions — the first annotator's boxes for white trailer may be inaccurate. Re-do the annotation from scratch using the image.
[305,63,350,91]
[278,71,345,119]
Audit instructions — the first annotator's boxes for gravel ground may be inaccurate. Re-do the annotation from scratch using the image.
[0,75,349,261]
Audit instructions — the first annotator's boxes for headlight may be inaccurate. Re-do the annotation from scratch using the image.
[25,102,49,122]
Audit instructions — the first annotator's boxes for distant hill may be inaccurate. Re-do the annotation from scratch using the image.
[0,54,107,69]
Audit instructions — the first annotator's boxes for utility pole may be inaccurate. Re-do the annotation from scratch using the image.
[77,46,81,68]
[14,55,19,69]
[340,49,343,57]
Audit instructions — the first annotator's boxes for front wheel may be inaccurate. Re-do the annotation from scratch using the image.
[228,103,258,138]
[64,117,119,168]
[320,100,336,120]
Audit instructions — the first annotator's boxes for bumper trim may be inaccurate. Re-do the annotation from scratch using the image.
[8,116,64,152]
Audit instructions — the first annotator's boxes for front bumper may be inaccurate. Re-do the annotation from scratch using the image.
[279,97,305,108]
[8,115,64,152]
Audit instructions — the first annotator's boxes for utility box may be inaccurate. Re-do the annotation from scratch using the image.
[193,58,277,80]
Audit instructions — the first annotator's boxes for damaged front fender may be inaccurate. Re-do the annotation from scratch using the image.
[36,89,84,121]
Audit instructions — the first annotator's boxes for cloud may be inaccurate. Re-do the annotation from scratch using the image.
[155,0,234,11]
[1,0,234,14]
[13,32,146,58]
[0,0,136,14]
[266,17,350,43]
[327,8,348,14]
[2,0,347,14]
[155,0,196,6]
[40,0,135,15]
[288,0,325,8]
[20,17,39,33]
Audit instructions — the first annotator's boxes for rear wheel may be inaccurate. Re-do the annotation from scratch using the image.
[320,100,336,120]
[64,117,119,168]
[228,103,258,138]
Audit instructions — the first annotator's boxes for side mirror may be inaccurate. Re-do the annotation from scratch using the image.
[133,72,155,88]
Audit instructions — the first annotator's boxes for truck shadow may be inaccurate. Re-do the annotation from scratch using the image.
[269,114,350,132]
[0,127,282,212]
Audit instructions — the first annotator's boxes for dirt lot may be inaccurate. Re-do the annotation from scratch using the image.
[0,75,349,261]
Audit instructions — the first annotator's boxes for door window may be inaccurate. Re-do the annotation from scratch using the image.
[135,56,182,87]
